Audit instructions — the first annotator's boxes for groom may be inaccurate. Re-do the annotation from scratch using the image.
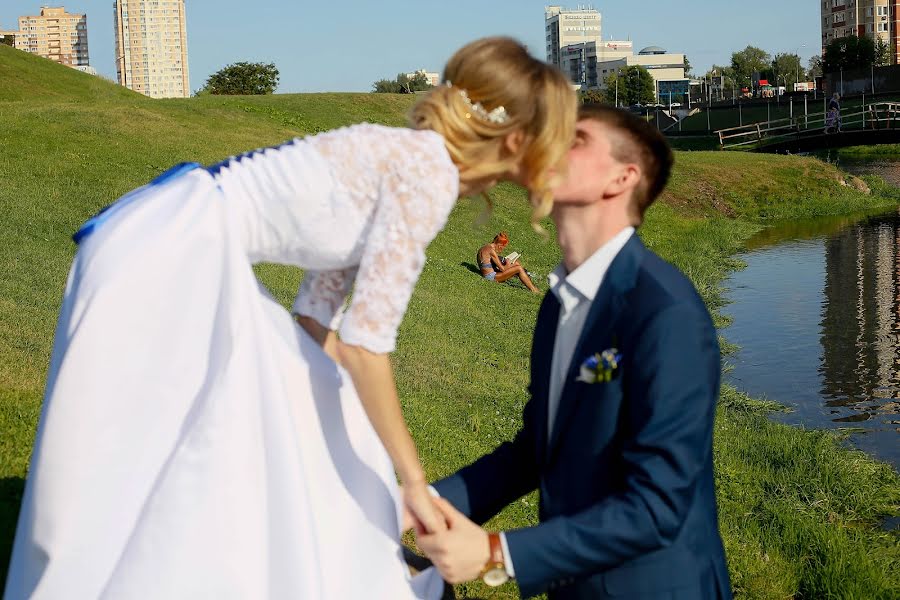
[417,105,732,599]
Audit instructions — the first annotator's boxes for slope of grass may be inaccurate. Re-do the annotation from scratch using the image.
[1,46,898,598]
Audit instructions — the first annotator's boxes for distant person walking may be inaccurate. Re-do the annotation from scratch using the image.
[826,93,842,134]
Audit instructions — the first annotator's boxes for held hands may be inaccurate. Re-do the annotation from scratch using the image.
[402,481,447,535]
[415,498,491,585]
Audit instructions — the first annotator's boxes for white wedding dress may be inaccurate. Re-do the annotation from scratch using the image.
[4,124,457,599]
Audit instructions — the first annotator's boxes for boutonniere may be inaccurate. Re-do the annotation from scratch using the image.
[576,349,622,384]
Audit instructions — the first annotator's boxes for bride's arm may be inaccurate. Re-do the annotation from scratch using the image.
[292,267,357,363]
[327,128,460,534]
[335,341,443,534]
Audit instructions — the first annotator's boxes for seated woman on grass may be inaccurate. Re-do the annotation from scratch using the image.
[477,232,539,293]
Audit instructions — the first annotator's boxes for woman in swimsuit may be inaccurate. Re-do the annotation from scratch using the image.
[476,232,539,293]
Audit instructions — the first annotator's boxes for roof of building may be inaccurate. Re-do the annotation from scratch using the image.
[638,46,667,55]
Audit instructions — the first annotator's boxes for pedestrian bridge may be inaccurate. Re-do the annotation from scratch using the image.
[716,102,900,153]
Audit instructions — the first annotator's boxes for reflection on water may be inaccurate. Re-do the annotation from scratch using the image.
[726,209,900,468]
[745,210,895,250]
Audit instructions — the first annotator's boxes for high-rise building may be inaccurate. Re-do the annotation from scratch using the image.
[545,5,602,69]
[545,6,644,90]
[11,6,89,68]
[114,0,190,98]
[821,0,898,64]
[559,40,632,88]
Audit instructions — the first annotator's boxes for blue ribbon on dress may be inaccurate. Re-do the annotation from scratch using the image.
[72,162,202,245]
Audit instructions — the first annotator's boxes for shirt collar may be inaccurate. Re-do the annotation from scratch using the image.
[549,227,635,303]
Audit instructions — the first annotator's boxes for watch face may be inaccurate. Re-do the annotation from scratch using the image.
[483,566,509,587]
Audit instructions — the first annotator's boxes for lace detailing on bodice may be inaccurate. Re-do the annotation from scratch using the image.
[291,124,459,353]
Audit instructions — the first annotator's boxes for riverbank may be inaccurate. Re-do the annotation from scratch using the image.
[1,46,899,597]
[835,143,900,157]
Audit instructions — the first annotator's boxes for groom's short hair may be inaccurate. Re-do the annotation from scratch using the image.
[578,104,673,224]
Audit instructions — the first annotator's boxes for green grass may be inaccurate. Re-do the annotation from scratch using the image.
[666,135,721,151]
[2,45,899,598]
[837,144,900,157]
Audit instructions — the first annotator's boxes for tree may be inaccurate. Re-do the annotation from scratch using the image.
[703,64,734,82]
[0,33,14,47]
[202,62,279,95]
[372,78,401,93]
[772,52,805,88]
[602,66,655,106]
[683,55,692,78]
[823,35,876,72]
[808,55,823,78]
[580,89,605,104]
[875,38,891,67]
[730,46,771,87]
[373,71,433,94]
[402,70,433,93]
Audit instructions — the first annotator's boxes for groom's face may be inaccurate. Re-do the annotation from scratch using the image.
[552,119,625,205]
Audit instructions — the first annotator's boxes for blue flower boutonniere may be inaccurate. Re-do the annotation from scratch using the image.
[576,349,622,384]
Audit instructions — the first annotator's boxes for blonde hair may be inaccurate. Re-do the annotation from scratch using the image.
[409,37,577,228]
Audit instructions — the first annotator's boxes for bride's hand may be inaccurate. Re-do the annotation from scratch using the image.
[400,504,417,533]
[403,482,446,534]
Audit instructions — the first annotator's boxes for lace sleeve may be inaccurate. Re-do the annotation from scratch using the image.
[338,132,458,353]
[292,267,358,330]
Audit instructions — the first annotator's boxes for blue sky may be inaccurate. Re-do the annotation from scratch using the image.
[3,1,820,93]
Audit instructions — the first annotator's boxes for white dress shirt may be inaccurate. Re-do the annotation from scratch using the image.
[500,226,634,579]
[546,226,635,438]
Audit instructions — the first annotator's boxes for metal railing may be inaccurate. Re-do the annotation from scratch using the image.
[716,102,900,150]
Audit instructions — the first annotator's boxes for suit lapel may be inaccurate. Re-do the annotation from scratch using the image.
[531,292,560,459]
[546,235,645,458]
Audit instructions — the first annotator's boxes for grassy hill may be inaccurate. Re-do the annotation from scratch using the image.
[1,45,899,598]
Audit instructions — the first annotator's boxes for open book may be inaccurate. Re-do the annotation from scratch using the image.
[504,251,521,264]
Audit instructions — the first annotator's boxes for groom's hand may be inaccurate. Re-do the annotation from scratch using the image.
[417,498,490,584]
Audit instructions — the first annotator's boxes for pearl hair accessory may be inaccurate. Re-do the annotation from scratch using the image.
[445,81,509,125]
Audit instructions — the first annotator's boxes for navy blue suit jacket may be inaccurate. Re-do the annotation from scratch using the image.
[434,235,732,599]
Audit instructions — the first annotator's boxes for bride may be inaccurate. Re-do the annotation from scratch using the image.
[5,37,576,599]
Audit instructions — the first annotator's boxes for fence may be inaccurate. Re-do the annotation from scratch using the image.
[716,102,900,150]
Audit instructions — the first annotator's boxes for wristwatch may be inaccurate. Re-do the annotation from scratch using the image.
[480,532,510,587]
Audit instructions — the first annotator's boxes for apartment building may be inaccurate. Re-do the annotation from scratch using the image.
[821,0,898,63]
[12,6,89,68]
[114,0,190,98]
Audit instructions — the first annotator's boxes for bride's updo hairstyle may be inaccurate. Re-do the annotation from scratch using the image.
[409,37,577,228]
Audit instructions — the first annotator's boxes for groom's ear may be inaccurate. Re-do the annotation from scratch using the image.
[604,162,642,201]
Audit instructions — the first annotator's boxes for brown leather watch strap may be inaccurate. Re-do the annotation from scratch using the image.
[488,532,504,566]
